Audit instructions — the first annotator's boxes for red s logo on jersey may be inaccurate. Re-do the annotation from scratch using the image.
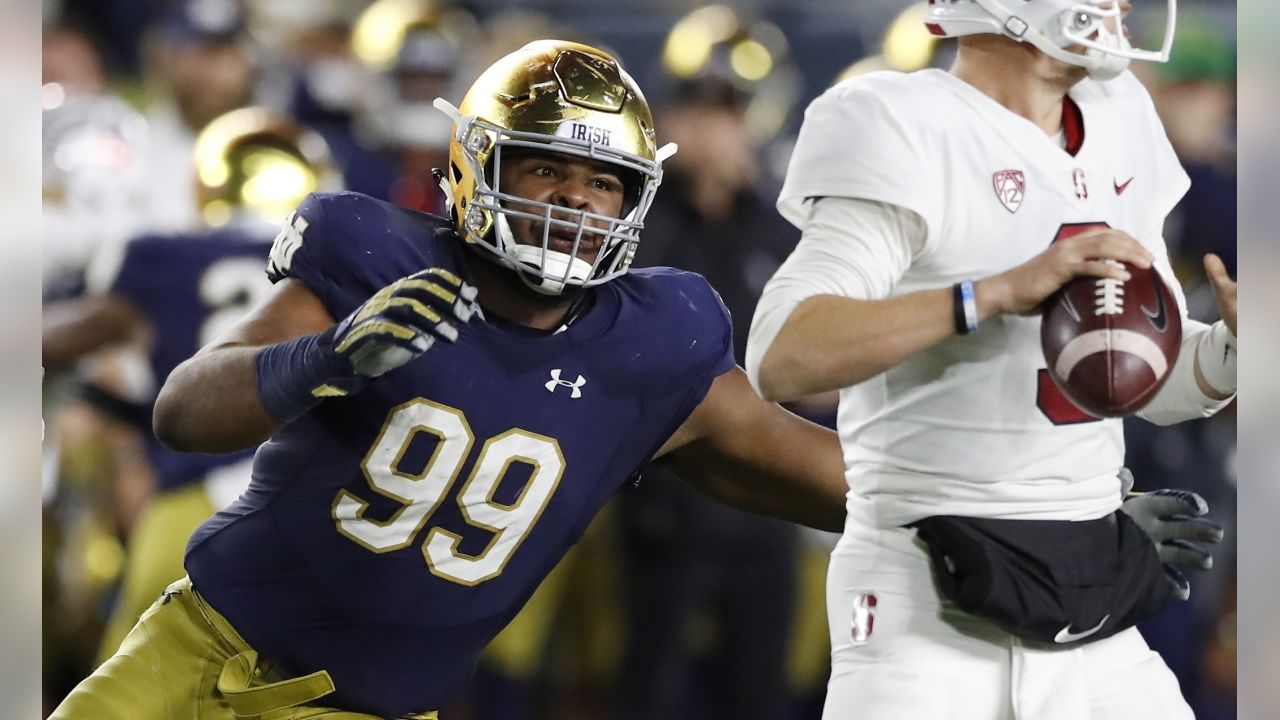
[851,592,878,645]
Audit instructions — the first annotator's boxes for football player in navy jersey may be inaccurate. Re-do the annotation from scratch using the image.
[51,40,1217,720]
[43,108,338,669]
[51,41,848,720]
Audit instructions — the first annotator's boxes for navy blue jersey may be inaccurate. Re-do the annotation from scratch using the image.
[109,229,271,492]
[185,192,735,716]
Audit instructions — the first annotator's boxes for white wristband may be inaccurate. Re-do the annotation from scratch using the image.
[1196,321,1237,396]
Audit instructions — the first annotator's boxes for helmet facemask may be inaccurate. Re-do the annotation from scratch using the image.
[433,42,677,296]
[437,101,672,295]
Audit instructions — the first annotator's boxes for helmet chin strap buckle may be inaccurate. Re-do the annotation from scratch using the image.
[431,168,455,207]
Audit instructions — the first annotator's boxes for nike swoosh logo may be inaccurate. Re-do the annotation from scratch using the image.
[1054,614,1110,644]
[1060,293,1081,323]
[1114,177,1134,195]
[1140,285,1168,332]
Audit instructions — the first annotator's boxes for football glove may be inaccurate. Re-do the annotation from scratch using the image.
[327,267,480,381]
[1118,467,1225,601]
[255,267,480,423]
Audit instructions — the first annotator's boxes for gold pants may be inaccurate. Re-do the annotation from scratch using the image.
[53,577,438,720]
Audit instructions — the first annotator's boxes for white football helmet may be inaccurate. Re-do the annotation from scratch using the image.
[923,0,1176,81]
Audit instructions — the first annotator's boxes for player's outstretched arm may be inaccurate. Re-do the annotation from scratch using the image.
[42,294,145,370]
[155,268,480,454]
[154,278,333,453]
[752,226,1155,403]
[653,367,847,532]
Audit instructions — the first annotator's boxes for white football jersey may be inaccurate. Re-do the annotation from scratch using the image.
[777,69,1190,527]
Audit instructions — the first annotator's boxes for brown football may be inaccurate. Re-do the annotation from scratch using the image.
[1040,263,1182,418]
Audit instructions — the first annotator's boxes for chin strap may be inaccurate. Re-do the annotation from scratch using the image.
[431,168,454,209]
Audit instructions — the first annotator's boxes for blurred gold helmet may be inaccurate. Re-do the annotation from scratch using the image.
[193,107,336,228]
[661,5,799,142]
[834,3,944,85]
[434,40,676,295]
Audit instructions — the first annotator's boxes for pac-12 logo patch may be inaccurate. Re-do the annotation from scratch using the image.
[992,169,1025,214]
[850,591,878,645]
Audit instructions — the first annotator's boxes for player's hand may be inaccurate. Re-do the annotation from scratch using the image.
[978,228,1154,316]
[328,267,480,379]
[1117,468,1224,601]
[1204,253,1236,337]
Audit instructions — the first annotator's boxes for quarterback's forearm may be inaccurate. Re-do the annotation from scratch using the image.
[154,344,283,453]
[744,196,1012,402]
[1138,319,1236,426]
[753,281,1007,403]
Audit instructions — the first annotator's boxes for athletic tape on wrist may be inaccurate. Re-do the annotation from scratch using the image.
[1196,320,1236,397]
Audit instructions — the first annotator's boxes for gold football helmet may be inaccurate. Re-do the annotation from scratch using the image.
[193,107,337,228]
[434,40,676,295]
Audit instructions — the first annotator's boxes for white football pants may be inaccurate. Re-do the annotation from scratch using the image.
[821,515,1193,720]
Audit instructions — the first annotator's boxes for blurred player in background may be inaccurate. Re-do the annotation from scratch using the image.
[136,0,257,233]
[43,107,337,668]
[42,24,149,301]
[277,0,476,212]
[52,41,851,719]
[746,0,1236,718]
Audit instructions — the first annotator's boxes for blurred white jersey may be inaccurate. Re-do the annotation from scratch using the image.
[777,69,1190,528]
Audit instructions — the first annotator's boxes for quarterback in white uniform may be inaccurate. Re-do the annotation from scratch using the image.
[746,1,1237,718]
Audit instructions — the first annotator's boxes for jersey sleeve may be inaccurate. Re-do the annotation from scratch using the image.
[642,270,737,453]
[681,275,736,431]
[777,76,943,240]
[683,272,737,384]
[706,293,736,378]
[1115,72,1191,241]
[264,193,383,321]
[630,267,736,394]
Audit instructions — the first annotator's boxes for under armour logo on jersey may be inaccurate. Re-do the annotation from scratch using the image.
[545,369,586,398]
[850,592,878,645]
[992,169,1025,213]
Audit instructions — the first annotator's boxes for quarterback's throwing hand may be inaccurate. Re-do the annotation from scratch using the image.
[982,227,1154,316]
[332,268,481,378]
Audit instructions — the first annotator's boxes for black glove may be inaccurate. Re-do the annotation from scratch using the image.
[1118,467,1225,601]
